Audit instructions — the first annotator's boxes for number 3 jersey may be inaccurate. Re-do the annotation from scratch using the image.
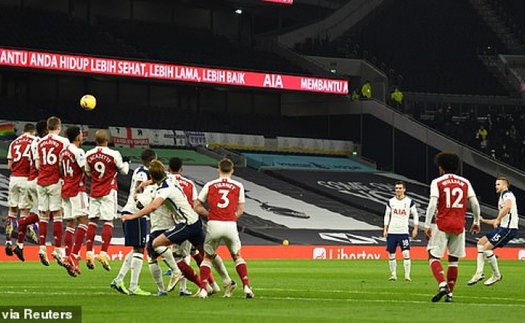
[198,177,245,222]
[430,173,476,234]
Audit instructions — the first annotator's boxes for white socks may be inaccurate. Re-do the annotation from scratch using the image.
[115,251,133,282]
[402,250,411,278]
[129,252,144,291]
[212,254,231,285]
[388,253,396,276]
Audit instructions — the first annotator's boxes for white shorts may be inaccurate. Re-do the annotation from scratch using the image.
[23,178,38,211]
[172,240,192,258]
[426,224,466,258]
[89,190,118,221]
[8,176,29,209]
[36,182,62,212]
[203,220,241,256]
[62,192,89,220]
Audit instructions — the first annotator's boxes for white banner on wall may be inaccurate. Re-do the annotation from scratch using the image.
[144,129,176,147]
[205,132,265,150]
[2,119,352,155]
[277,137,353,155]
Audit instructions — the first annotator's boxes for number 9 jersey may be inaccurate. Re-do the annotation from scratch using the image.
[85,146,129,198]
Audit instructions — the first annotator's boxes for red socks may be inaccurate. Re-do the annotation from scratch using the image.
[72,224,87,256]
[52,220,63,248]
[100,222,113,253]
[17,213,39,244]
[64,227,75,256]
[429,258,446,284]
[85,223,97,252]
[38,220,48,246]
[447,262,458,292]
[235,258,250,287]
[199,262,212,290]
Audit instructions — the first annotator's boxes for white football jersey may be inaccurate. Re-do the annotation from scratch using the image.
[155,177,199,225]
[123,165,149,213]
[384,196,419,234]
[136,184,175,232]
[498,190,519,229]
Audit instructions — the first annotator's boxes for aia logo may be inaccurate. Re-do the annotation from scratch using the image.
[393,208,407,216]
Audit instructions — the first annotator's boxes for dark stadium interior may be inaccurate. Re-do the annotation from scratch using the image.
[1,0,525,210]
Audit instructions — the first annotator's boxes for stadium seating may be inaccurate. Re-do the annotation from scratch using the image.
[491,0,525,42]
[0,5,143,59]
[296,0,508,95]
[96,17,308,74]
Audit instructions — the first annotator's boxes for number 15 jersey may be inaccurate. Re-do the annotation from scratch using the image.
[430,173,476,234]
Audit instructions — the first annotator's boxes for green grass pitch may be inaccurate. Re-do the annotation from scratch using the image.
[1,259,524,322]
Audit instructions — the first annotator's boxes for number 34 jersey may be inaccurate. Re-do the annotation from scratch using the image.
[7,133,36,177]
[430,173,476,234]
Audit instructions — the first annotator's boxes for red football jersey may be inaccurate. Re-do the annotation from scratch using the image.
[36,134,69,186]
[7,134,35,177]
[28,137,40,181]
[60,144,87,198]
[198,177,245,222]
[85,146,128,198]
[430,174,476,234]
[172,174,198,207]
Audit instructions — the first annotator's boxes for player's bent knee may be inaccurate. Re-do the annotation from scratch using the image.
[147,241,158,259]
[448,255,458,262]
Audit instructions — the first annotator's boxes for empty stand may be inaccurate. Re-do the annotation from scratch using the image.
[0,5,143,58]
[297,0,508,95]
[96,17,308,75]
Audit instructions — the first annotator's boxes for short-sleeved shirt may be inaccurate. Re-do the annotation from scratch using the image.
[498,190,519,229]
[59,144,87,198]
[170,173,198,206]
[36,134,70,186]
[429,174,476,234]
[7,134,36,177]
[28,137,41,181]
[155,177,199,225]
[85,146,128,197]
[198,177,245,222]
[122,165,150,213]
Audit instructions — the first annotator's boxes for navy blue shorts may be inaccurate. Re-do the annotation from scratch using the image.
[386,234,410,253]
[122,212,148,247]
[164,219,205,248]
[486,227,518,249]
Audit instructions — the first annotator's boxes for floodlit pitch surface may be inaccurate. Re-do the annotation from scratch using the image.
[1,259,524,322]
